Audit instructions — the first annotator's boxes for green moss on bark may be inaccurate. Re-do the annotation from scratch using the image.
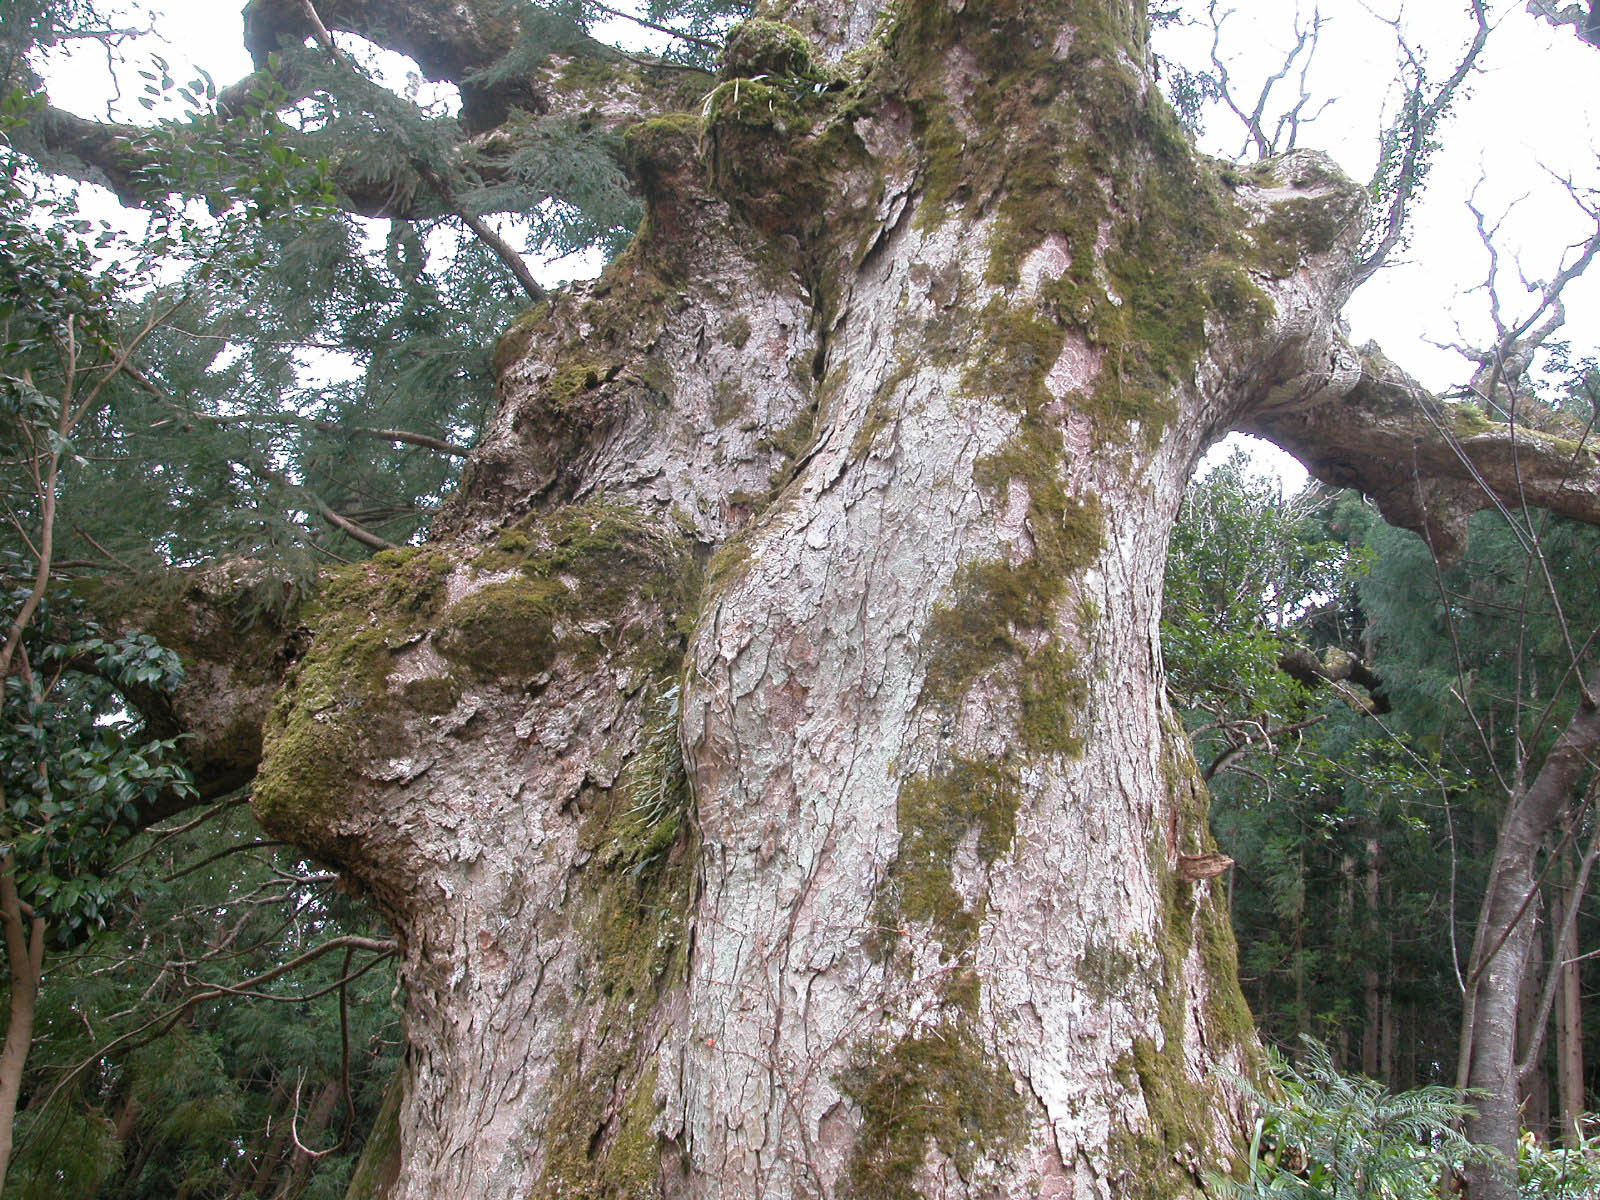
[255,508,698,844]
[873,758,1022,959]
[918,487,1103,760]
[840,1019,1026,1200]
[532,689,695,1199]
[1105,727,1257,1195]
[1248,193,1350,277]
[719,19,820,81]
[876,0,1290,452]
[491,300,550,376]
[436,577,565,679]
[253,548,455,837]
[489,501,702,641]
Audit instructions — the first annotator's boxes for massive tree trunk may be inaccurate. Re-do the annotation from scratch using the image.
[82,1,1598,1197]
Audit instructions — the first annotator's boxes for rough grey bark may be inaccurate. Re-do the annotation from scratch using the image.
[249,3,1381,1194]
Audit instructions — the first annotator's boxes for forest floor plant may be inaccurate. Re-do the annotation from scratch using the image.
[1213,1039,1600,1198]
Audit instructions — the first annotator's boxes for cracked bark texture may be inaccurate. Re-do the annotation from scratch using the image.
[68,1,1594,1198]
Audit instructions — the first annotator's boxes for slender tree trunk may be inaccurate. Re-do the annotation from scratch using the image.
[1554,869,1585,1146]
[1380,989,1395,1085]
[1293,845,1307,1043]
[1362,836,1381,1078]
[1458,668,1600,1200]
[112,1089,141,1143]
[0,853,46,1194]
[1516,937,1549,1142]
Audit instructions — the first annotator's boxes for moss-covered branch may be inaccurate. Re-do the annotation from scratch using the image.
[1245,346,1600,559]
[85,560,305,813]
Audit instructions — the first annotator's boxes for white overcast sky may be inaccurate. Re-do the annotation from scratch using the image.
[36,1,1600,488]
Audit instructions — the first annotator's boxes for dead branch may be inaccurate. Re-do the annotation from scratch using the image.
[1354,0,1492,282]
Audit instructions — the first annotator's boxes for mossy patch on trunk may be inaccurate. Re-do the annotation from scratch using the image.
[840,1018,1026,1200]
[253,505,698,848]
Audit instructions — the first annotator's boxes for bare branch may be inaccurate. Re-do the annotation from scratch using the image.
[1203,714,1328,780]
[1459,186,1600,419]
[40,935,397,1110]
[1354,0,1492,282]
[288,944,357,1159]
[1207,1,1328,160]
[411,159,546,302]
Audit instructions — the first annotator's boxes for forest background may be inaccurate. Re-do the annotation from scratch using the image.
[3,0,1600,1196]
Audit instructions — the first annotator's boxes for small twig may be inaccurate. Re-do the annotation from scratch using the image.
[40,936,397,1110]
[289,943,357,1159]
[586,1,721,52]
[161,840,301,882]
[1204,714,1328,780]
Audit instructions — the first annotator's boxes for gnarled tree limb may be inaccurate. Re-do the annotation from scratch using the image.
[1245,345,1600,560]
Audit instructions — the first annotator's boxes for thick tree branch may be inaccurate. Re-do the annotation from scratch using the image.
[294,0,547,297]
[1244,345,1600,560]
[89,559,307,813]
[241,0,705,130]
[23,0,710,220]
[1277,644,1389,713]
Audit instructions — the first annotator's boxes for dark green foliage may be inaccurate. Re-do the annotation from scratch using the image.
[3,0,650,587]
[1163,452,1359,736]
[0,575,193,939]
[1361,508,1600,785]
[1165,460,1477,1078]
[1164,399,1600,1119]
[6,806,400,1200]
